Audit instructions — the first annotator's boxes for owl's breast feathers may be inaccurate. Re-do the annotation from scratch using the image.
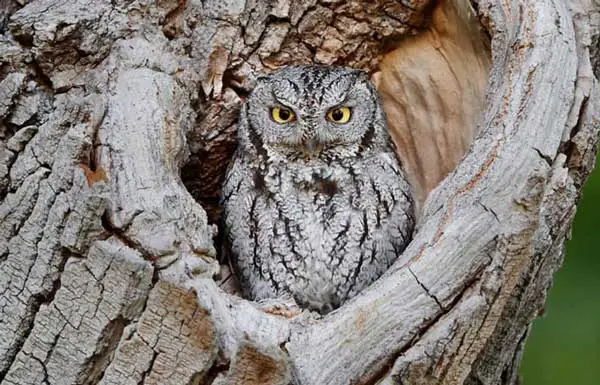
[222,152,414,313]
[221,65,414,313]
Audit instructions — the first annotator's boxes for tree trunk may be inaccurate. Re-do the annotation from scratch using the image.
[0,0,598,384]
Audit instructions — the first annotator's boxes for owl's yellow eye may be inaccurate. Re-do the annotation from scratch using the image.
[326,106,352,123]
[271,107,296,124]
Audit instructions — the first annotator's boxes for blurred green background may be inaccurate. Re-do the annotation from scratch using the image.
[520,157,600,384]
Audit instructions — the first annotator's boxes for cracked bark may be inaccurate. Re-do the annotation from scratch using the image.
[0,0,598,385]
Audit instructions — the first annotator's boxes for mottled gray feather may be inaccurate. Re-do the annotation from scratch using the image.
[221,66,415,314]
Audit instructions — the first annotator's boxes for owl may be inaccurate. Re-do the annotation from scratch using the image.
[221,65,415,314]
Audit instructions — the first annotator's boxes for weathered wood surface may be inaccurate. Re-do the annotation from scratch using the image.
[0,0,598,384]
[376,0,491,209]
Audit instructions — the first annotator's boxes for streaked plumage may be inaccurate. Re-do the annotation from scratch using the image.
[221,66,414,314]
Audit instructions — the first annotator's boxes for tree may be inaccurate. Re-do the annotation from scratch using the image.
[0,0,598,384]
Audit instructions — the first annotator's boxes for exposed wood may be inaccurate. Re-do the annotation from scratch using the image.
[0,0,598,385]
[376,0,491,208]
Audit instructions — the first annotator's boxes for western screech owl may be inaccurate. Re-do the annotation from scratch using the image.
[221,66,415,314]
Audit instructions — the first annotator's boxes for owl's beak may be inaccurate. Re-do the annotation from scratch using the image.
[302,138,322,157]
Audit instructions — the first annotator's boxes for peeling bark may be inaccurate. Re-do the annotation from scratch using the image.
[0,0,598,385]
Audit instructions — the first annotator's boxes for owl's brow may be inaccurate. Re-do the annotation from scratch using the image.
[270,79,301,108]
[319,72,362,105]
[270,91,297,111]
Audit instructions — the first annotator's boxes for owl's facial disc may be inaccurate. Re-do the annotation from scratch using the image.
[245,66,381,160]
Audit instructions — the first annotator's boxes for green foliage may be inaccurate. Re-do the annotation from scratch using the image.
[520,157,600,385]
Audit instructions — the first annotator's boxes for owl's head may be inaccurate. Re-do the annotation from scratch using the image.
[237,65,390,162]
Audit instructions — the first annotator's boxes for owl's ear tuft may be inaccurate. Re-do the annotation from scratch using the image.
[252,76,271,93]
[350,68,368,78]
[345,69,370,88]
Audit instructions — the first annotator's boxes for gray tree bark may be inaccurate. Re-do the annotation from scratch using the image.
[0,0,598,385]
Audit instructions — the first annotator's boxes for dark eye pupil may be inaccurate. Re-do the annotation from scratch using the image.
[279,109,290,120]
[332,109,344,121]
